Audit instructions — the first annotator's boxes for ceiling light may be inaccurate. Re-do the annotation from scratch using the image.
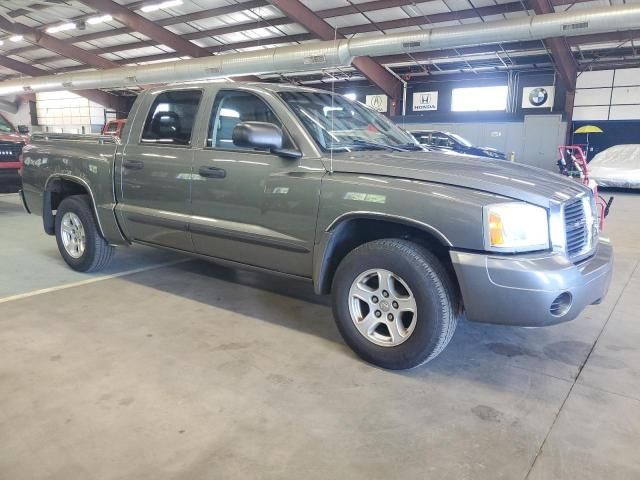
[9,35,23,42]
[87,14,113,25]
[46,22,76,34]
[344,92,357,101]
[0,40,3,46]
[140,0,183,13]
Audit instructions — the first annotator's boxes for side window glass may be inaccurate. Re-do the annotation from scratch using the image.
[141,90,202,145]
[207,90,291,150]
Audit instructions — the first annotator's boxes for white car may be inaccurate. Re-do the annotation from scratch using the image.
[590,144,640,189]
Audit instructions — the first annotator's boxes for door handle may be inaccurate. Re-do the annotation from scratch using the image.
[123,160,144,170]
[199,166,226,178]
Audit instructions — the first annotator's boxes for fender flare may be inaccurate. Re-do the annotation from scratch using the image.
[313,211,453,294]
[43,174,106,238]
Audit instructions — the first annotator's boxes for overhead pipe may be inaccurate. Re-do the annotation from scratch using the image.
[1,4,639,96]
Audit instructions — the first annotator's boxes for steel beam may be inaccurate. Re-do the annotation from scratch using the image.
[0,17,118,70]
[268,0,402,112]
[78,0,210,58]
[530,0,577,92]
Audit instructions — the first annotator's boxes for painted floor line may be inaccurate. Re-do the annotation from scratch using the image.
[0,258,191,304]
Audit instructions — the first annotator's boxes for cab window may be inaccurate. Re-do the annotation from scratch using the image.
[207,90,291,151]
[141,90,202,146]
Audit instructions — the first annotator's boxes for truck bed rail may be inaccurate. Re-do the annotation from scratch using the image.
[30,132,120,145]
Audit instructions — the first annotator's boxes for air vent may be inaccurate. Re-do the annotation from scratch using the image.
[62,81,73,88]
[205,66,222,74]
[562,22,588,31]
[403,41,421,48]
[303,54,327,65]
[125,76,137,83]
[22,86,32,92]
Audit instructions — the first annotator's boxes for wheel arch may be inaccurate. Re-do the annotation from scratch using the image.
[314,213,456,295]
[43,175,105,237]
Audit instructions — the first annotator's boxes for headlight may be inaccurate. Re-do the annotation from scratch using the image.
[484,203,549,252]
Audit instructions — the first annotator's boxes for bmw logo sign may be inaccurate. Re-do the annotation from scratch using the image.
[529,87,549,107]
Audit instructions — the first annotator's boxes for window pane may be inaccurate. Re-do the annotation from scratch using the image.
[451,86,508,112]
[208,90,284,150]
[0,113,15,133]
[141,90,202,145]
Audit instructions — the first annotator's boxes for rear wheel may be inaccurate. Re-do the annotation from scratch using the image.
[55,195,114,272]
[331,239,459,370]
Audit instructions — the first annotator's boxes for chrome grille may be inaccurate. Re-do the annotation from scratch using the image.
[0,142,22,162]
[563,196,597,260]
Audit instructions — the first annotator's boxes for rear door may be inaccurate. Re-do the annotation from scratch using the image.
[190,88,324,277]
[115,88,204,251]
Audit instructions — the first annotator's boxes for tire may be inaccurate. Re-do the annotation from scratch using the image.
[55,194,114,272]
[331,239,459,370]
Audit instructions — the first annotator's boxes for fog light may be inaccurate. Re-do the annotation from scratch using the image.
[550,292,572,317]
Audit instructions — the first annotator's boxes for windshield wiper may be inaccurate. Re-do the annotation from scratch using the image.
[339,139,409,152]
[399,143,426,151]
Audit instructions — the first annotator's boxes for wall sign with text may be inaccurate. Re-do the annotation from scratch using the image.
[412,91,438,111]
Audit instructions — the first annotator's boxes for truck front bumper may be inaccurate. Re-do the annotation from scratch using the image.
[450,239,613,327]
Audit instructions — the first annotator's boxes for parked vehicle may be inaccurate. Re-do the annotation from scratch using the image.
[101,119,127,138]
[20,83,613,369]
[0,112,29,176]
[411,130,506,159]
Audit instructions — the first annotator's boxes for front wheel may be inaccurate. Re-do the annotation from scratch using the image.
[331,239,460,370]
[55,195,114,272]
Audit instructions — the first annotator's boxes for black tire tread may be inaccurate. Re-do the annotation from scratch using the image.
[332,238,459,369]
[55,195,114,272]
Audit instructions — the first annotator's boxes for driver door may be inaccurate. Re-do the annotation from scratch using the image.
[190,89,323,277]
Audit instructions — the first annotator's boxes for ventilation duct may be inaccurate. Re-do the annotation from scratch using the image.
[0,4,639,95]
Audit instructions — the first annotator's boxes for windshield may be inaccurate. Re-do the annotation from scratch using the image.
[448,133,472,147]
[0,114,15,133]
[279,91,421,152]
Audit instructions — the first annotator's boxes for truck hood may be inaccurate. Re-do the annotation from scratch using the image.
[322,150,588,207]
[0,132,28,143]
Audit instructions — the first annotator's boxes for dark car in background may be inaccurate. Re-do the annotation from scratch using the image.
[410,130,506,160]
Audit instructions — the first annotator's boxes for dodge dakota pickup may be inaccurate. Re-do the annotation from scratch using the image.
[20,82,613,369]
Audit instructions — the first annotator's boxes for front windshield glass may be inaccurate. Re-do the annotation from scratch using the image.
[0,114,15,133]
[279,91,421,152]
[448,132,472,147]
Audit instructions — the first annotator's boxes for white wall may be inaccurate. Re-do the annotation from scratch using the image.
[574,68,640,121]
[1,100,30,127]
[35,90,107,134]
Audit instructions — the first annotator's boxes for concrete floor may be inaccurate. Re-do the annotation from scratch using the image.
[1,188,639,480]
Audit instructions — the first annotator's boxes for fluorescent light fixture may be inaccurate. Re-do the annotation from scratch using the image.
[344,92,357,101]
[0,40,3,46]
[46,23,76,34]
[9,35,24,42]
[140,0,183,13]
[87,14,113,25]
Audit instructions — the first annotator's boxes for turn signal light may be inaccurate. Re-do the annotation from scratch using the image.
[488,212,504,246]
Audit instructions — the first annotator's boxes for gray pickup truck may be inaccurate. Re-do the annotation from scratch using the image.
[20,82,613,369]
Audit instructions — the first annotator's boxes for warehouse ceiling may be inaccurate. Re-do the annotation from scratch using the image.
[0,0,639,96]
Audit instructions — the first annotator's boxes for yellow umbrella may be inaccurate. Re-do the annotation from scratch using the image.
[574,125,603,160]
[574,125,603,134]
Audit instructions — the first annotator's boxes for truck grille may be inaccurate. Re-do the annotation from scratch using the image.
[563,196,597,260]
[0,142,23,162]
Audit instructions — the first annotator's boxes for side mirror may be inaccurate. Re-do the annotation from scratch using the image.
[232,121,301,159]
[17,125,29,134]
